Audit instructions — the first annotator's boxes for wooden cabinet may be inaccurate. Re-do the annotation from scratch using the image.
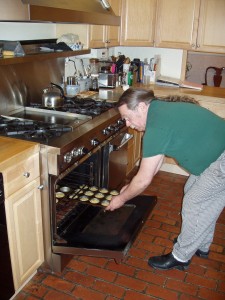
[5,177,44,290]
[155,0,200,50]
[89,0,121,48]
[197,0,225,53]
[155,0,225,53]
[0,140,44,292]
[127,129,142,175]
[120,0,157,46]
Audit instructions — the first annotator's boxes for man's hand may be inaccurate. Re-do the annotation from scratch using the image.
[105,195,125,211]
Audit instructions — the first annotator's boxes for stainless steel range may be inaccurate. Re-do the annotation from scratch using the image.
[0,97,157,272]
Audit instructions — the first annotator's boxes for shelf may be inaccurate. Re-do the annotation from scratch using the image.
[0,49,91,65]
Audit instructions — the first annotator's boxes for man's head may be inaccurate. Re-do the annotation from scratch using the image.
[117,88,155,131]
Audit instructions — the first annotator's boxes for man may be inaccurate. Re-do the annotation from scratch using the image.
[106,88,225,271]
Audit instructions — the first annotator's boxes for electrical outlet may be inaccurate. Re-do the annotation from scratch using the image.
[101,51,107,58]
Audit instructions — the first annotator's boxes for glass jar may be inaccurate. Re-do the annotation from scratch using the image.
[89,58,100,75]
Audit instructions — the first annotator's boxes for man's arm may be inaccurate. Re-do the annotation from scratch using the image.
[106,154,164,211]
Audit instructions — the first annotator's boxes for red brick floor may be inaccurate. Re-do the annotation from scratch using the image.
[15,171,225,300]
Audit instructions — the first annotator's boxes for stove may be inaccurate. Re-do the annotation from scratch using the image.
[29,97,116,118]
[0,95,154,274]
[1,98,117,145]
[0,116,73,143]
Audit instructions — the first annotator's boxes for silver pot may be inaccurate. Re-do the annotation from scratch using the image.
[42,82,65,108]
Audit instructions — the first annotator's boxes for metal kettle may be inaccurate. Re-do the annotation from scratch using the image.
[42,82,65,108]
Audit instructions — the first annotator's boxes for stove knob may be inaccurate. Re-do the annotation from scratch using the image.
[102,128,110,135]
[72,148,79,157]
[64,152,73,163]
[107,125,114,132]
[117,119,125,125]
[78,147,89,155]
[90,138,100,146]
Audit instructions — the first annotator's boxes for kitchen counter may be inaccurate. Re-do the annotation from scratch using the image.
[0,137,39,171]
[97,84,225,102]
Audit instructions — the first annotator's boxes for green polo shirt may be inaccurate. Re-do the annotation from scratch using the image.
[142,100,225,175]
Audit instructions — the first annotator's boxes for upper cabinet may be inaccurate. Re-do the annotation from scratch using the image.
[197,0,225,53]
[154,0,225,54]
[120,0,157,46]
[0,0,29,20]
[89,0,122,48]
[154,0,200,50]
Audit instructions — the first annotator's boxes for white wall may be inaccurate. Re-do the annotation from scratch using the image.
[112,46,184,79]
[0,23,184,80]
[0,22,56,40]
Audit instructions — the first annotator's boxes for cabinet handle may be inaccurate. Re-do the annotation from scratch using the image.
[197,44,200,48]
[191,44,195,48]
[105,40,110,44]
[38,185,44,190]
[23,172,30,178]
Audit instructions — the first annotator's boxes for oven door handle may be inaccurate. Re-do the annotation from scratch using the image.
[110,133,133,152]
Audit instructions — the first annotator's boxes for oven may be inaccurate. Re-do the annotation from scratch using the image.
[47,121,156,271]
[0,98,157,273]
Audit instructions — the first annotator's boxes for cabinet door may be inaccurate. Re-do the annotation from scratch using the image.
[196,0,225,53]
[155,0,200,49]
[106,0,122,47]
[89,0,121,48]
[120,0,157,46]
[5,178,44,291]
[127,129,142,175]
[89,25,107,48]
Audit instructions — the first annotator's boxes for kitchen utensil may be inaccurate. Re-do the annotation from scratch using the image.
[42,82,65,108]
[67,76,77,85]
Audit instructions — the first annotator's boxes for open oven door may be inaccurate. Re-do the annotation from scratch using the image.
[102,127,134,189]
[52,195,157,263]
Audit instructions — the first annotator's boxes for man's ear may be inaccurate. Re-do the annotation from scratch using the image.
[138,102,148,112]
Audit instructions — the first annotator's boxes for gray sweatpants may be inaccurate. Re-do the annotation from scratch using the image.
[173,150,225,262]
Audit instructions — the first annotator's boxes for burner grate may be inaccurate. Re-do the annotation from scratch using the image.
[29,98,116,117]
[0,116,72,142]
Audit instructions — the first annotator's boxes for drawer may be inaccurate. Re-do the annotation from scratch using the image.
[3,153,40,197]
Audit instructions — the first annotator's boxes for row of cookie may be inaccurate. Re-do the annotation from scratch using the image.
[56,187,119,200]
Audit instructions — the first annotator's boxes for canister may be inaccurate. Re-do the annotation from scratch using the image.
[90,58,100,74]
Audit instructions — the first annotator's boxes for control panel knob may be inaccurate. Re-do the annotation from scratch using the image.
[71,148,79,157]
[78,147,89,155]
[102,128,110,135]
[117,119,125,125]
[90,138,100,146]
[64,152,73,163]
[107,125,115,132]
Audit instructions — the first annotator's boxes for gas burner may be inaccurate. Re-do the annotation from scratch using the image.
[0,116,72,142]
[29,98,116,117]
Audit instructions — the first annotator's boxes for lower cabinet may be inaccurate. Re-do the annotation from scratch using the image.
[5,177,44,291]
[127,129,143,175]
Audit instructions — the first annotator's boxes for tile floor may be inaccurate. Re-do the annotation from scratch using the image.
[15,171,225,300]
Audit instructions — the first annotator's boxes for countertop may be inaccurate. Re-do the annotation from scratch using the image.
[97,85,225,103]
[0,137,39,171]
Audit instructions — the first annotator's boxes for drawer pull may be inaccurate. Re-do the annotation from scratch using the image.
[23,172,30,178]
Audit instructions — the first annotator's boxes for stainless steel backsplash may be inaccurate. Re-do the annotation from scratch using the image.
[0,58,65,115]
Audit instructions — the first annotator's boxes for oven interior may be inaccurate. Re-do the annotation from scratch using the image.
[51,153,157,260]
